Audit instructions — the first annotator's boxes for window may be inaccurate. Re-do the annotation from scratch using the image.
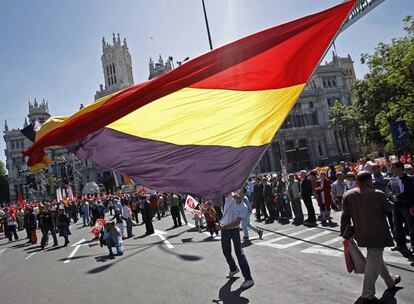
[309,101,314,108]
[285,140,295,150]
[113,63,116,74]
[114,75,117,84]
[299,139,307,148]
[318,142,324,156]
[311,112,318,125]
[107,77,111,85]
[106,66,110,76]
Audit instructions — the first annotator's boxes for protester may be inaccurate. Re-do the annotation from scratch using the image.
[169,193,182,227]
[56,207,71,246]
[287,174,304,225]
[240,187,263,241]
[218,189,254,289]
[331,172,348,211]
[300,170,317,226]
[102,222,124,258]
[81,201,90,227]
[40,207,58,248]
[141,196,154,235]
[341,171,400,303]
[5,208,19,242]
[315,172,334,226]
[387,161,414,253]
[254,177,268,222]
[204,202,219,237]
[122,202,134,238]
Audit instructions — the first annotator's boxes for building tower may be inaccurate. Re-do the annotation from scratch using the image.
[28,98,51,124]
[95,33,134,100]
[148,55,173,80]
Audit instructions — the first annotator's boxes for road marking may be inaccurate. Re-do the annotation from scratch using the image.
[257,230,331,249]
[301,237,344,256]
[64,245,81,264]
[154,230,174,249]
[0,248,6,256]
[71,239,86,247]
[258,227,316,245]
[25,252,37,260]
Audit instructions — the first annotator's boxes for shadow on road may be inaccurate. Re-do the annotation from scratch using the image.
[212,277,249,304]
[354,287,402,304]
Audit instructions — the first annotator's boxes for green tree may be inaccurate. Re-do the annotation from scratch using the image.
[0,160,6,176]
[353,16,414,153]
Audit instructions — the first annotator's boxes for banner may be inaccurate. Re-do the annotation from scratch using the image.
[185,195,199,210]
[91,218,108,238]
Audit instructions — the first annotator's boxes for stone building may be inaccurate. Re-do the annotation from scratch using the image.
[95,33,134,100]
[148,55,173,80]
[256,53,361,173]
[3,34,133,202]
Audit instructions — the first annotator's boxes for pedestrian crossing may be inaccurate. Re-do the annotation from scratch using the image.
[255,226,412,266]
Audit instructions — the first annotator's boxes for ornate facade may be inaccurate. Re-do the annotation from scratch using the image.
[256,53,361,173]
[3,34,132,202]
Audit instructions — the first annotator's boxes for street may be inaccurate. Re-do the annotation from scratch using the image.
[1,206,413,304]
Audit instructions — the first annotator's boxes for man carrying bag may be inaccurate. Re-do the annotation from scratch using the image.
[340,171,400,304]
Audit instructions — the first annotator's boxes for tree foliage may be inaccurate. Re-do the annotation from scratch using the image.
[0,160,9,202]
[0,160,6,177]
[331,16,414,153]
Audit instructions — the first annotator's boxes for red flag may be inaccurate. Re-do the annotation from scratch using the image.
[18,191,24,208]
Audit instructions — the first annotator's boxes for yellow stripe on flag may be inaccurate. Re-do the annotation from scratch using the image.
[107,84,305,147]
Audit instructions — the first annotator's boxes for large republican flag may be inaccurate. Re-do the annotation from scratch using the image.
[24,1,356,198]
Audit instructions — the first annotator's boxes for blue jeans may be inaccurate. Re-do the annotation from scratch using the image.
[125,218,133,237]
[82,213,90,226]
[393,205,414,248]
[106,238,124,255]
[242,214,260,238]
[221,228,252,280]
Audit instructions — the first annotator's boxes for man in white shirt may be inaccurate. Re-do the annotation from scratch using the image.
[122,203,134,238]
[218,189,254,289]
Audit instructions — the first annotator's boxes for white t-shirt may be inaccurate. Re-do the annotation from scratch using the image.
[220,196,249,226]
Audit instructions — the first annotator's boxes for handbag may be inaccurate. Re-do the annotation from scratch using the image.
[343,238,366,274]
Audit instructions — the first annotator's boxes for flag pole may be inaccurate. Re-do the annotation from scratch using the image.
[202,0,214,51]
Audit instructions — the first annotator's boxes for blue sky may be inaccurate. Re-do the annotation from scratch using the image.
[1,0,413,165]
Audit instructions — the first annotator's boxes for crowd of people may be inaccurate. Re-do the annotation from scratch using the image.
[1,155,413,297]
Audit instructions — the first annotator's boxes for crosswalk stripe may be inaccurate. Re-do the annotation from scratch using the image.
[301,236,344,256]
[257,230,331,249]
[262,227,316,244]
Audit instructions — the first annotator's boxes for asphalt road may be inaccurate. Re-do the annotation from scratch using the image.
[1,206,413,304]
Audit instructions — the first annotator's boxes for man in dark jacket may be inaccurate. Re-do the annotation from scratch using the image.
[253,177,268,222]
[141,196,154,235]
[387,161,414,252]
[40,207,58,248]
[300,170,316,226]
[341,171,400,304]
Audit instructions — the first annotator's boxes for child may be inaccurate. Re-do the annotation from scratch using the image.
[204,202,219,237]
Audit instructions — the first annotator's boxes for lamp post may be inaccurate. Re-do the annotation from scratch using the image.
[201,0,213,51]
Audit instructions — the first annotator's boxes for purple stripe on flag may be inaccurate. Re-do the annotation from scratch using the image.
[67,128,266,198]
